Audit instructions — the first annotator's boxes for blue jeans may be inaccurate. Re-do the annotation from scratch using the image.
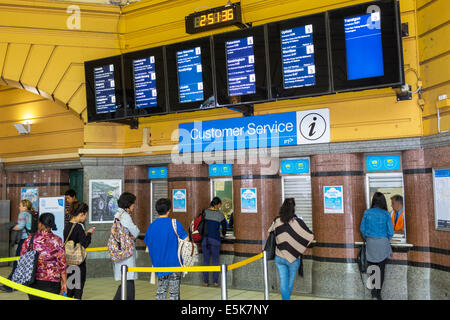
[275,255,300,300]
[202,237,221,284]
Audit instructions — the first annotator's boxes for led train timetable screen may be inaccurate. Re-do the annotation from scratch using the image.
[225,36,256,96]
[344,12,384,80]
[176,47,204,103]
[94,64,117,114]
[281,24,316,89]
[133,56,157,109]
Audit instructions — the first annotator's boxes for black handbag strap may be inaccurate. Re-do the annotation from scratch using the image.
[28,233,36,252]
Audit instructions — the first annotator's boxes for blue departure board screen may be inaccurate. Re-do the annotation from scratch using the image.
[176,47,204,103]
[281,24,316,89]
[133,56,157,109]
[344,12,384,80]
[226,36,256,96]
[94,64,117,114]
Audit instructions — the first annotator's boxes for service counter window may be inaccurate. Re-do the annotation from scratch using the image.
[280,158,313,231]
[149,167,168,224]
[365,154,406,243]
[209,164,234,237]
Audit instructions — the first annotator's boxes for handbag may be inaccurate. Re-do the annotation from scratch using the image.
[108,213,135,263]
[264,230,276,260]
[64,223,87,266]
[357,242,368,273]
[172,219,198,271]
[11,233,39,285]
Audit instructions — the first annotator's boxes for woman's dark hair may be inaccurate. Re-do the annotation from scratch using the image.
[39,212,57,231]
[210,197,222,208]
[279,198,296,224]
[118,192,136,210]
[371,192,388,211]
[155,198,171,215]
[73,203,89,216]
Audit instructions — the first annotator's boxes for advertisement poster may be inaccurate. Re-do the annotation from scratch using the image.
[89,179,122,223]
[240,188,258,213]
[20,187,39,212]
[433,169,450,230]
[172,189,187,212]
[39,197,65,241]
[324,186,344,214]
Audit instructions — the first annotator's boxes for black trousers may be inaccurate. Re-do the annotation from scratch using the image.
[28,280,61,300]
[113,280,135,300]
[367,259,388,300]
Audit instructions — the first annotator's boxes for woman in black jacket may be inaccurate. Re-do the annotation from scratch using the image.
[63,203,95,299]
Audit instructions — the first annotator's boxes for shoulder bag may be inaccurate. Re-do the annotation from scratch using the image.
[108,213,135,263]
[11,233,39,285]
[172,219,198,271]
[64,223,87,266]
[264,217,278,260]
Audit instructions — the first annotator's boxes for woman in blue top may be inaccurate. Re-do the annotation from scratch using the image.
[360,192,394,300]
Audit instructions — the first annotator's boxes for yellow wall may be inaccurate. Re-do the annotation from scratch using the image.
[0,0,446,163]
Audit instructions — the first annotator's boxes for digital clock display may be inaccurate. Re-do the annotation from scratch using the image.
[186,2,242,34]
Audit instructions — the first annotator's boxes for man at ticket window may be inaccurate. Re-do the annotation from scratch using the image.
[390,195,405,235]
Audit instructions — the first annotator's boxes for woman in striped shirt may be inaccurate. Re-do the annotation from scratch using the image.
[268,198,314,300]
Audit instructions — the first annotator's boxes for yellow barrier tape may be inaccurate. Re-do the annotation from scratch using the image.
[0,276,77,300]
[227,252,264,271]
[129,265,222,273]
[86,247,108,252]
[0,257,20,263]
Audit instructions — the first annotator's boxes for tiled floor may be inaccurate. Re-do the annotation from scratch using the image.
[0,266,334,300]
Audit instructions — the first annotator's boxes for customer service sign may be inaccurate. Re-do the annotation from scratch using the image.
[178,108,330,152]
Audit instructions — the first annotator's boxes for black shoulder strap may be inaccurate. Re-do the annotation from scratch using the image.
[28,233,36,252]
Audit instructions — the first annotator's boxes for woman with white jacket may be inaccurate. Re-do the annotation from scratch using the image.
[112,192,140,300]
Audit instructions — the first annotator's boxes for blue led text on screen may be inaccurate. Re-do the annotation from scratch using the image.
[133,56,158,108]
[281,25,316,89]
[226,36,256,96]
[94,64,117,114]
[344,11,384,80]
[177,47,204,103]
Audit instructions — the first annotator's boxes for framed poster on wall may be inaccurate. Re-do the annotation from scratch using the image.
[324,186,344,214]
[240,188,258,213]
[20,187,39,212]
[172,189,187,212]
[89,179,122,223]
[432,168,450,231]
[39,197,65,241]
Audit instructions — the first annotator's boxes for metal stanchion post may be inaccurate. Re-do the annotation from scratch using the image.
[221,264,228,300]
[121,265,128,300]
[262,251,269,300]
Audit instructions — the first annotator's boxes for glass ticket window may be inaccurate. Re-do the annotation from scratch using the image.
[365,154,406,243]
[209,164,234,235]
[280,158,313,231]
[149,167,168,223]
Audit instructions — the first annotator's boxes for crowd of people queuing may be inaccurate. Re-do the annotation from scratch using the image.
[0,188,401,300]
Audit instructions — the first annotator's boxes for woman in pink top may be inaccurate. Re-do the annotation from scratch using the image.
[20,213,67,300]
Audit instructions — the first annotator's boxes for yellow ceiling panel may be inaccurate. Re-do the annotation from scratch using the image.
[53,63,85,106]
[2,43,31,84]
[20,45,56,89]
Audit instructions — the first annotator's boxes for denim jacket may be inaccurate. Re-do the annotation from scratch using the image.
[360,207,394,240]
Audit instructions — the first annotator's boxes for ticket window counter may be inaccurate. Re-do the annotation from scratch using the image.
[280,158,313,232]
[364,154,407,243]
[209,164,234,238]
[149,167,169,224]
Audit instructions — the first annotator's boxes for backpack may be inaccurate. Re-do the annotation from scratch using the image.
[172,219,198,273]
[107,213,135,263]
[25,211,39,235]
[189,210,206,243]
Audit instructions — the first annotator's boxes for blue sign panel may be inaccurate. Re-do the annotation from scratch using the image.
[435,169,450,178]
[94,64,117,114]
[226,36,256,96]
[281,25,316,89]
[209,164,233,177]
[172,189,186,212]
[133,56,157,109]
[148,167,168,179]
[240,188,257,213]
[324,186,344,214]
[177,47,204,103]
[366,155,401,172]
[280,159,310,175]
[344,12,384,80]
[179,111,297,153]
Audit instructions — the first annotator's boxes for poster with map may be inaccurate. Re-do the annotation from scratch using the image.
[433,168,450,230]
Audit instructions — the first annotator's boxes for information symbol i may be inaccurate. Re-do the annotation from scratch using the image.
[299,113,327,141]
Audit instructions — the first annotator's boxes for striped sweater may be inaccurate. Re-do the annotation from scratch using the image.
[268,216,314,263]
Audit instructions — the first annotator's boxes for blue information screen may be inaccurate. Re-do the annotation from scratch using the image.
[94,64,117,114]
[281,25,316,89]
[133,56,157,109]
[344,12,384,80]
[226,36,256,96]
[177,47,204,103]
